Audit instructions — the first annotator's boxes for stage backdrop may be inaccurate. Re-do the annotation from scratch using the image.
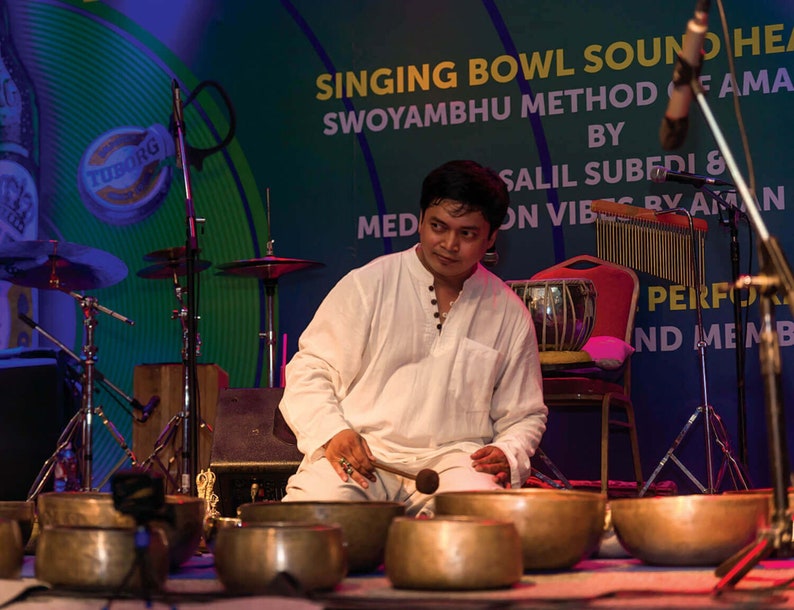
[1,0,792,492]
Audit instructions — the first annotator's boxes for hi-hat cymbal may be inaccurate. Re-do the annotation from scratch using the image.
[216,256,323,281]
[137,258,212,280]
[0,240,128,291]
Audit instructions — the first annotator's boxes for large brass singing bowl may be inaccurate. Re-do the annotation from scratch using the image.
[35,526,169,591]
[214,522,347,594]
[0,500,35,546]
[385,516,522,590]
[37,491,205,569]
[0,518,24,579]
[204,516,241,553]
[610,493,770,566]
[435,489,607,571]
[238,501,405,573]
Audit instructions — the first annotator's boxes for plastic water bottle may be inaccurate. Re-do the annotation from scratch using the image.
[53,442,80,492]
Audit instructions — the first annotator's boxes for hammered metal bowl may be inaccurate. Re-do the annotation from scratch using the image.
[435,488,607,571]
[610,493,770,566]
[204,516,241,553]
[37,491,205,569]
[0,518,23,579]
[214,522,346,593]
[238,501,405,573]
[35,526,169,592]
[0,500,35,546]
[385,516,522,590]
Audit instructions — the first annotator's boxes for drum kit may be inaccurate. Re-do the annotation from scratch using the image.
[0,236,322,498]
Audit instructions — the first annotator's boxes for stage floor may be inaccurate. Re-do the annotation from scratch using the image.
[3,552,794,609]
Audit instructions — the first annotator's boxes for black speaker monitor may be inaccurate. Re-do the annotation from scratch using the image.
[209,387,304,516]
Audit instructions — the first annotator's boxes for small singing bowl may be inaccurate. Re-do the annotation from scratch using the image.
[204,516,241,553]
[610,493,770,566]
[385,516,522,590]
[34,526,169,592]
[214,522,347,594]
[0,500,35,546]
[37,492,205,569]
[435,489,607,571]
[0,518,24,579]
[238,501,405,573]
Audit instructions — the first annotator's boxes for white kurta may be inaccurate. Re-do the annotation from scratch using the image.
[279,245,548,489]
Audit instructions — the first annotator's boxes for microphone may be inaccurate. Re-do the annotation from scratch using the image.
[482,246,499,266]
[132,395,161,423]
[659,0,710,150]
[650,165,733,188]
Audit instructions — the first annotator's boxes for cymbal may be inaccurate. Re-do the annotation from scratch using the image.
[143,246,202,262]
[137,258,212,280]
[216,256,323,281]
[0,240,128,291]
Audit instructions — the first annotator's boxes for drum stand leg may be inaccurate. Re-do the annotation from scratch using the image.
[530,448,574,490]
[640,209,750,496]
[22,297,136,500]
[138,413,183,491]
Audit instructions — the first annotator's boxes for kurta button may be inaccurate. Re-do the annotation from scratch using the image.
[433,312,440,318]
[436,323,442,330]
[431,299,437,305]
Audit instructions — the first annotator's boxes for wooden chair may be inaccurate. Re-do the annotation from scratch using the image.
[531,254,643,495]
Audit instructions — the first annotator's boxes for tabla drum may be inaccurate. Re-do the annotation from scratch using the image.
[506,278,596,351]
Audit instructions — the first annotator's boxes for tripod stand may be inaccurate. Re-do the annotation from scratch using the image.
[137,267,209,493]
[26,292,136,499]
[640,208,749,496]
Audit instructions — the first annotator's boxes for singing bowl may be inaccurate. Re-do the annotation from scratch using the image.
[214,522,346,594]
[384,516,522,590]
[435,489,607,571]
[34,526,169,591]
[37,491,205,569]
[610,493,770,566]
[0,518,24,579]
[0,500,35,546]
[238,501,405,573]
[725,488,794,519]
[204,516,241,553]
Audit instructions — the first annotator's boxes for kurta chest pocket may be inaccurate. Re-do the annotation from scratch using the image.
[448,338,500,417]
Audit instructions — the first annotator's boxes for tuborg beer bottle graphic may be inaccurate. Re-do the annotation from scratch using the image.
[0,0,38,349]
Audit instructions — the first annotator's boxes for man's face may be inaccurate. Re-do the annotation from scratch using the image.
[417,199,496,285]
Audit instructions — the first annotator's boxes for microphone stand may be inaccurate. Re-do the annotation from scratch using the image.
[702,186,750,473]
[172,79,201,497]
[692,75,794,591]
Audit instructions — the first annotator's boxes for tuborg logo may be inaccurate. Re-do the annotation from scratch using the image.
[77,124,174,226]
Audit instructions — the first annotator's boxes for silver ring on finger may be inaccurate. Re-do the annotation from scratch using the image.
[345,465,354,475]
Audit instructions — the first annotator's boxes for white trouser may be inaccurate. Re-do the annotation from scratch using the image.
[282,449,503,516]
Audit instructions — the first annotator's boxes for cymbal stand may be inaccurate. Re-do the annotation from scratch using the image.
[260,188,277,388]
[640,208,748,496]
[172,78,201,496]
[138,270,206,492]
[24,293,135,498]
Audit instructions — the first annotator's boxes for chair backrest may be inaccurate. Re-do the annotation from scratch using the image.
[530,254,639,343]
